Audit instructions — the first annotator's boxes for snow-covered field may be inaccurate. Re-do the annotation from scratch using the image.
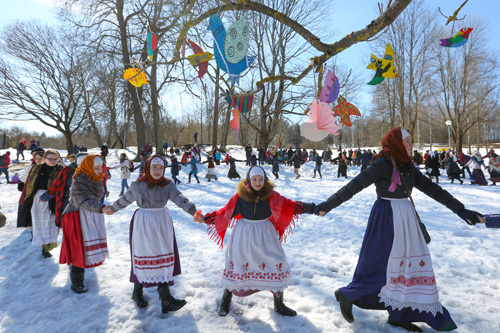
[0,146,499,333]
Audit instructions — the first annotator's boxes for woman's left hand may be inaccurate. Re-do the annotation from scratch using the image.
[457,209,485,225]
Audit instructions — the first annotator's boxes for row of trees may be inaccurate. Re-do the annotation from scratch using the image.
[0,0,498,155]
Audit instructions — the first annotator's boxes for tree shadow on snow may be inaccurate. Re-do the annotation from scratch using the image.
[0,229,111,332]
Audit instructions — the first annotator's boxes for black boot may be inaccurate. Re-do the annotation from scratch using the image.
[42,249,52,258]
[388,315,423,332]
[273,292,297,316]
[335,289,354,323]
[218,289,232,316]
[157,283,187,314]
[132,283,148,308]
[70,266,88,294]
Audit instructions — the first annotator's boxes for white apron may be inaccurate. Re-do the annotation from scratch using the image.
[80,209,109,266]
[132,208,176,284]
[221,218,291,293]
[379,198,443,315]
[31,190,58,246]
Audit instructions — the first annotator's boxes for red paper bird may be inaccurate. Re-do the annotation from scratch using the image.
[187,39,211,78]
[332,96,361,127]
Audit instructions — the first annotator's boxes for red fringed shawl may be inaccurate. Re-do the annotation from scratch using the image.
[204,191,303,248]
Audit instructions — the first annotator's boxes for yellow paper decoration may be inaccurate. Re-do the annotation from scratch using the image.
[123,68,148,87]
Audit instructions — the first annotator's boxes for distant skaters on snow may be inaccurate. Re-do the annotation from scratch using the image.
[59,155,111,293]
[315,127,485,332]
[270,157,280,179]
[21,150,64,258]
[313,154,323,179]
[194,166,316,317]
[107,155,198,313]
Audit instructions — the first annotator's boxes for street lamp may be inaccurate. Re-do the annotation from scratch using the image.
[445,120,452,150]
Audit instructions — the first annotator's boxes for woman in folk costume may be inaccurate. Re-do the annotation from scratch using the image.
[21,150,64,258]
[108,155,198,313]
[17,151,44,229]
[315,127,485,332]
[466,151,488,185]
[194,166,316,317]
[204,156,218,182]
[441,151,463,184]
[60,155,110,294]
[424,150,441,183]
[227,155,243,179]
[487,151,500,185]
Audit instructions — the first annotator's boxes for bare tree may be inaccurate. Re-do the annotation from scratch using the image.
[0,22,87,154]
[432,19,499,152]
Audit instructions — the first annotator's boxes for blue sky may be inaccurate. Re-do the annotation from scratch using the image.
[2,0,499,136]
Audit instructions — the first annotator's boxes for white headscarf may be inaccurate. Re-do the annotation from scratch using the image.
[94,156,103,165]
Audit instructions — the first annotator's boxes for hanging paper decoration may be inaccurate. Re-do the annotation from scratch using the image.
[439,27,473,47]
[224,13,250,64]
[123,68,148,87]
[181,37,186,63]
[225,90,254,113]
[367,43,398,85]
[207,14,256,87]
[332,96,361,127]
[319,70,340,103]
[229,108,240,138]
[300,99,340,141]
[147,32,157,60]
[187,39,213,78]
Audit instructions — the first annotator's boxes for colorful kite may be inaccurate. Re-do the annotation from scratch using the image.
[147,32,157,60]
[332,96,361,127]
[207,14,256,87]
[367,43,398,85]
[439,27,473,47]
[229,108,240,138]
[123,68,148,87]
[187,39,213,78]
[319,70,340,104]
[300,99,340,141]
[225,90,254,113]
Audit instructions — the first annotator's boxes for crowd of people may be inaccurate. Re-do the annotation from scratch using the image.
[0,129,495,331]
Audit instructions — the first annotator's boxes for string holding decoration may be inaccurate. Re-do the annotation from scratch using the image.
[187,39,213,78]
[439,27,473,47]
[367,43,398,85]
[300,99,340,142]
[207,14,256,87]
[225,90,254,113]
[332,96,361,127]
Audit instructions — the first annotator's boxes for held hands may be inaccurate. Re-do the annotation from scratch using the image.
[457,209,486,225]
[101,205,114,215]
[193,210,205,223]
[314,202,331,216]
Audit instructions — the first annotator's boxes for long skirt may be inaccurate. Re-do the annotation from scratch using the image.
[31,190,58,246]
[129,208,180,287]
[471,169,488,185]
[205,168,217,180]
[228,166,240,179]
[60,209,109,268]
[339,198,457,331]
[489,167,500,182]
[221,218,291,296]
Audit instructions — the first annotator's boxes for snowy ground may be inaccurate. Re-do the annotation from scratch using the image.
[0,146,499,333]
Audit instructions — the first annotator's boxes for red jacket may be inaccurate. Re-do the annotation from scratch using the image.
[0,154,10,168]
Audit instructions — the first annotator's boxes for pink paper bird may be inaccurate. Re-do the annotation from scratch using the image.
[300,99,340,141]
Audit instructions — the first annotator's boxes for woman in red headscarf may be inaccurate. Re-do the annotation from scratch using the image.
[315,127,485,332]
[60,155,110,294]
[107,154,198,314]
